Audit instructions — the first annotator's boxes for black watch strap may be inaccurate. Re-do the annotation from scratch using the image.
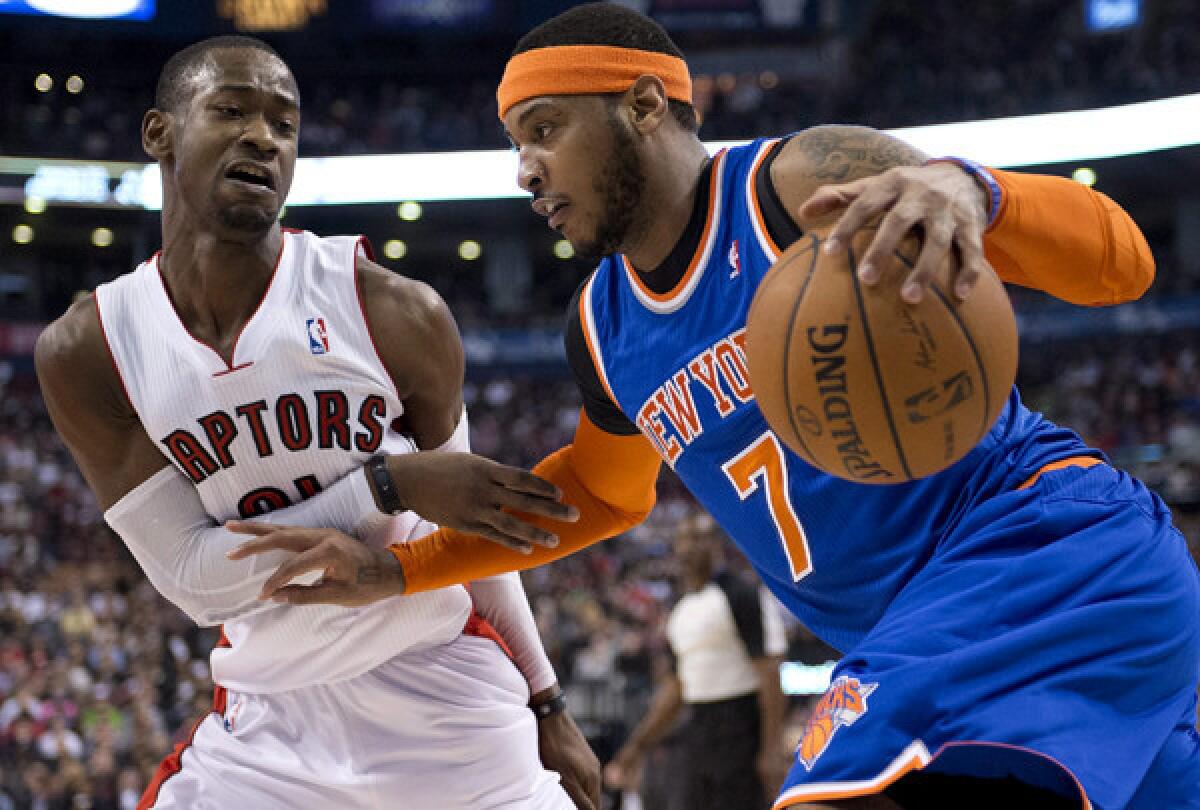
[531,692,567,720]
[367,454,405,514]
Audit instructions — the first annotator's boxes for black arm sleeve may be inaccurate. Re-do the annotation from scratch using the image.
[715,570,766,658]
[564,278,640,436]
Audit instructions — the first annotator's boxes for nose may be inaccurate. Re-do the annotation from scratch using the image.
[239,114,279,156]
[517,146,542,194]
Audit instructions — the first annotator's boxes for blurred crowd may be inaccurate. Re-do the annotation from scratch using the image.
[0,322,1198,805]
[3,0,1198,160]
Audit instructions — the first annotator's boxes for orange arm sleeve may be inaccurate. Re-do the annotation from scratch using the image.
[390,411,662,594]
[985,169,1154,306]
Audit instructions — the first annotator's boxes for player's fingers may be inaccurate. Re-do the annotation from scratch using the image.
[497,490,580,523]
[492,464,563,500]
[557,777,596,810]
[226,529,324,559]
[823,185,901,257]
[796,178,870,223]
[951,228,989,300]
[469,521,535,555]
[258,547,331,597]
[901,218,955,303]
[485,512,560,550]
[857,203,920,286]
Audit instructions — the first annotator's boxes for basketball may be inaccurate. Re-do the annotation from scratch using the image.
[745,229,1018,484]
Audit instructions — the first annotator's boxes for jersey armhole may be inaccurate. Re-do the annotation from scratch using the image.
[565,277,640,436]
[92,288,137,414]
[753,137,806,254]
[352,238,401,400]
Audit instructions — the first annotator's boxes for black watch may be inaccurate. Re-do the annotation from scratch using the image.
[530,691,567,720]
[366,454,405,515]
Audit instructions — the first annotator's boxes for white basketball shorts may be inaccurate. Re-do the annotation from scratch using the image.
[139,616,573,809]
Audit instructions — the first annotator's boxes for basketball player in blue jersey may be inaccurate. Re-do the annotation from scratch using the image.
[230,4,1200,808]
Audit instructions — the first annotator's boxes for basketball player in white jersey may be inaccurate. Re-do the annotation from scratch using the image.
[35,36,599,810]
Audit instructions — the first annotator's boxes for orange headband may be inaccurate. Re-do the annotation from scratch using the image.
[497,44,692,120]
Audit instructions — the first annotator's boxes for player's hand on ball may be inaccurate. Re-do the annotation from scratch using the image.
[225,525,406,605]
[536,707,601,810]
[797,161,992,303]
[384,452,579,554]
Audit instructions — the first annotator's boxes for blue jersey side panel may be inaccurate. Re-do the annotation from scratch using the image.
[583,139,1094,652]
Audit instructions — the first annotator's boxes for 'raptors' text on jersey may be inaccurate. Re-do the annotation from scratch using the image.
[95,230,470,692]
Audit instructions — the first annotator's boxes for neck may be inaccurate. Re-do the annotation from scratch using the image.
[159,195,283,358]
[620,133,710,272]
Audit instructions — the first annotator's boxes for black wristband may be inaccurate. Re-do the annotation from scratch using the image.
[530,691,567,720]
[367,454,405,515]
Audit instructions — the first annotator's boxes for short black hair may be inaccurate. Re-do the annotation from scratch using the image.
[513,2,699,133]
[155,35,288,112]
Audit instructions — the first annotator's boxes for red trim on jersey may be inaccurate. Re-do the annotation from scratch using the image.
[352,236,401,399]
[463,611,515,661]
[138,631,232,809]
[211,361,255,378]
[155,232,288,371]
[93,292,136,412]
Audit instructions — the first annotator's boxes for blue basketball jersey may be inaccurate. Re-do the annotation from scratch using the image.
[575,139,1095,653]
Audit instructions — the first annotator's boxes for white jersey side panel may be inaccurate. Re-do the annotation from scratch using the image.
[95,230,471,692]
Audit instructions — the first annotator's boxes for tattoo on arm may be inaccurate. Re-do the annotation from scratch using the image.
[796,126,927,182]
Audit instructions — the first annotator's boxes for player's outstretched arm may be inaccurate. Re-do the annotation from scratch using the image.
[782,124,1153,307]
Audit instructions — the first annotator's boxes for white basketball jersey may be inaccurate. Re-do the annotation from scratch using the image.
[95,229,471,692]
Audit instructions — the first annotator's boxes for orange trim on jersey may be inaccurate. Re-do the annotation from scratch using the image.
[497,45,692,120]
[463,611,515,661]
[748,139,785,259]
[138,632,232,809]
[156,233,287,371]
[1017,455,1102,490]
[577,276,619,406]
[622,151,723,305]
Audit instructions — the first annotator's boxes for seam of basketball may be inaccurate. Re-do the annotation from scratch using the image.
[780,236,820,461]
[849,244,912,479]
[930,283,991,443]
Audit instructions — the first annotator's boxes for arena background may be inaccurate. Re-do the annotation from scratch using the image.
[0,1,1197,807]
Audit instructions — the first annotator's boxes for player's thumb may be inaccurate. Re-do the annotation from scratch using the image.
[797,181,864,225]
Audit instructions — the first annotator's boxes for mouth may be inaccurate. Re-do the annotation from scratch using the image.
[532,197,569,229]
[223,161,276,193]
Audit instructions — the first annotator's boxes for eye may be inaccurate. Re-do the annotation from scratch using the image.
[534,122,554,141]
[216,104,243,118]
[275,119,297,135]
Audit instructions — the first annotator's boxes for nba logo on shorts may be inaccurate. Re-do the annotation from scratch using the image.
[306,317,329,355]
[798,676,878,770]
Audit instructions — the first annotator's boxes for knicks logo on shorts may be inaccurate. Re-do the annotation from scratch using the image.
[798,675,878,770]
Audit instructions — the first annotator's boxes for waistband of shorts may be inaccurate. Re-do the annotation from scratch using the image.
[1016,455,1103,491]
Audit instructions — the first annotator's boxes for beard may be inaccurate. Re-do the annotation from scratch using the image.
[217,203,277,233]
[573,110,645,261]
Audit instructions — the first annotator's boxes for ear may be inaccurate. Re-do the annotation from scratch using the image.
[624,75,670,135]
[142,109,173,162]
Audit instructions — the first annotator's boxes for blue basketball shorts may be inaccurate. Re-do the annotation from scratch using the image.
[775,463,1200,810]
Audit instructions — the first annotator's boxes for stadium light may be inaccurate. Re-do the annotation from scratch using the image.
[4,92,1199,209]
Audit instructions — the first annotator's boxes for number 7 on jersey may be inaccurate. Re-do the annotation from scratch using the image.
[722,431,813,582]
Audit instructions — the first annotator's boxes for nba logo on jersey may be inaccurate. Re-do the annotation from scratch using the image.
[306,317,329,355]
[798,676,878,770]
[728,239,741,278]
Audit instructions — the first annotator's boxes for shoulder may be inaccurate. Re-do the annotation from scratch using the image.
[36,294,129,416]
[354,254,462,399]
[770,125,928,216]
